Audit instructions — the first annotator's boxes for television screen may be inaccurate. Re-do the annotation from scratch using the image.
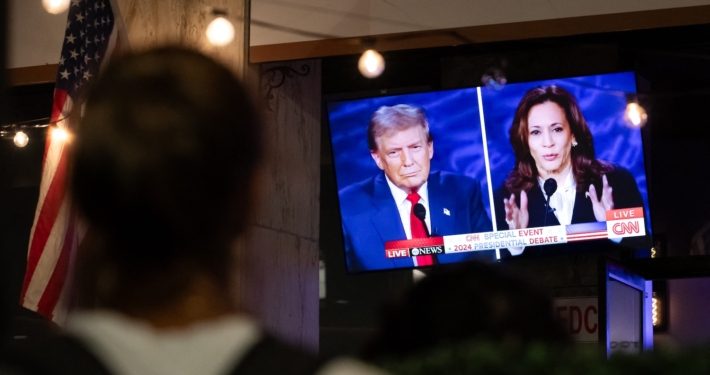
[327,72,652,273]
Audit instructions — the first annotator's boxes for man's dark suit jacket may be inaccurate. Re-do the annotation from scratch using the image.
[340,171,494,272]
[493,166,651,257]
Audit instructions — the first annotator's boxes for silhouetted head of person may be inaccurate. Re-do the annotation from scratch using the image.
[362,262,570,361]
[70,47,262,314]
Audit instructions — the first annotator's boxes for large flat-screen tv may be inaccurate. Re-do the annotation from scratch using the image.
[326,72,652,273]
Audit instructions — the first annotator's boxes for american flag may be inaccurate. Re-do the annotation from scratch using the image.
[21,0,125,322]
[565,221,608,242]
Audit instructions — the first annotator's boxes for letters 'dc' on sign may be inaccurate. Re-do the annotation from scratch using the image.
[552,297,598,343]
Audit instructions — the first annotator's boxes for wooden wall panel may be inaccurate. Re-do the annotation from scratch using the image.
[114,0,246,77]
[233,58,321,351]
[238,226,319,352]
[255,60,321,240]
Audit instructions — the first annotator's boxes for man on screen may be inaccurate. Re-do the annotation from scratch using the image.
[340,104,493,272]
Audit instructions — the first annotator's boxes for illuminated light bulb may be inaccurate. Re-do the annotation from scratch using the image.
[52,128,69,142]
[623,102,648,128]
[652,293,659,326]
[42,0,71,14]
[14,131,29,147]
[358,49,385,79]
[206,16,235,46]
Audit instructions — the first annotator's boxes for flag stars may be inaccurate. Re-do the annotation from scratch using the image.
[76,13,84,23]
[80,30,85,38]
[84,54,92,64]
[85,38,92,47]
[94,35,100,43]
[65,34,76,44]
[94,52,101,61]
[66,20,72,29]
[94,2,100,10]
[69,49,79,60]
[94,19,100,28]
[60,70,71,80]
[71,0,81,7]
[83,70,93,81]
[59,56,66,66]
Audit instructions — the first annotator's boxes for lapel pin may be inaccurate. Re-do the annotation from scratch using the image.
[443,208,450,216]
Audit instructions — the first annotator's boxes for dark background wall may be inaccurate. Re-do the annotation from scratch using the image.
[1,83,51,310]
[655,277,710,348]
[319,23,710,357]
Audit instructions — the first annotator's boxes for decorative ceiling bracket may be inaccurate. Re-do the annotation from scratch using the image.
[261,64,310,112]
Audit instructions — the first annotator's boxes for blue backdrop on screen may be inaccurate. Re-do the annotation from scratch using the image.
[480,72,651,224]
[327,88,491,216]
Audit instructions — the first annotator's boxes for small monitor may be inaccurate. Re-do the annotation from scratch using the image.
[600,259,654,355]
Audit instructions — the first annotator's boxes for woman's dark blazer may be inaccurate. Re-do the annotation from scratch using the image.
[493,166,650,257]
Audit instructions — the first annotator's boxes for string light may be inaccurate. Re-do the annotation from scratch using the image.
[42,0,70,14]
[358,49,385,79]
[14,131,29,147]
[52,127,69,142]
[623,94,648,128]
[652,292,660,327]
[206,14,235,46]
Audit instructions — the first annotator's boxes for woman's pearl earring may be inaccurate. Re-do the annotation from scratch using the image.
[572,140,578,147]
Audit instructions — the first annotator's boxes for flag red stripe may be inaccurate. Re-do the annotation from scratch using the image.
[567,235,608,242]
[43,90,68,167]
[51,90,67,122]
[568,234,607,239]
[36,209,75,318]
[20,149,69,302]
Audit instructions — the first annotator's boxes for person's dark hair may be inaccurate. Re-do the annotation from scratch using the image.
[70,47,262,310]
[367,104,433,151]
[362,262,570,361]
[505,85,613,195]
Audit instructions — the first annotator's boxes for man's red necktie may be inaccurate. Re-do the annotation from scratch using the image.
[406,192,433,266]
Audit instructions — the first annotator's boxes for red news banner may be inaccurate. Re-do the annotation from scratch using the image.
[384,207,646,258]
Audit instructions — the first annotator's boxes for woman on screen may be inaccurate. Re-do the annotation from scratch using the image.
[494,85,647,256]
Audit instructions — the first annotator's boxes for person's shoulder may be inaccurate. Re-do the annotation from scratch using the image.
[316,358,390,375]
[6,334,111,375]
[493,182,511,195]
[604,164,636,183]
[338,174,383,216]
[233,336,389,375]
[339,175,379,201]
[431,171,480,190]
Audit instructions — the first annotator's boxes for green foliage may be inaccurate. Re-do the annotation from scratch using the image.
[377,340,710,375]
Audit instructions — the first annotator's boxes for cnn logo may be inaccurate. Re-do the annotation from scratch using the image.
[612,221,640,235]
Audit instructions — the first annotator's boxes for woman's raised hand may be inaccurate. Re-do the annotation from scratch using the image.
[503,190,529,230]
[588,174,615,222]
